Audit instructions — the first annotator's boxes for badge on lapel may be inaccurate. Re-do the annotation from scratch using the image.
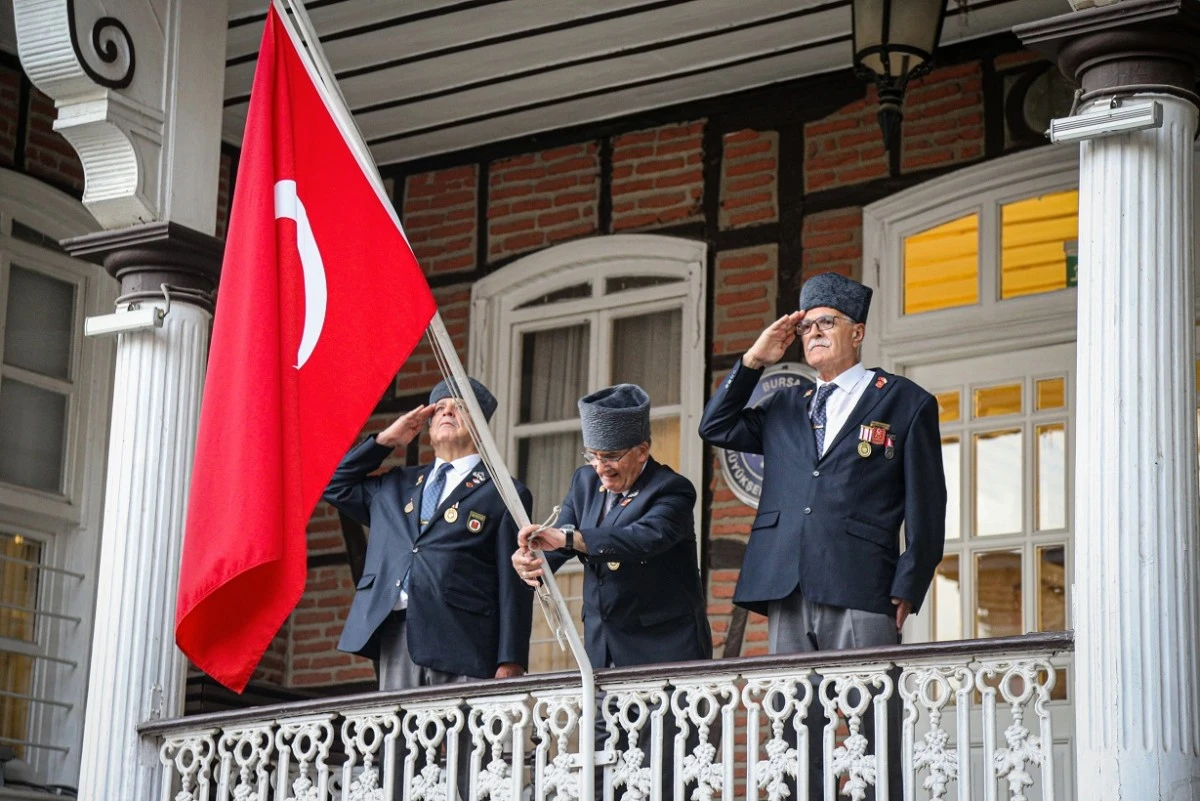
[467,510,486,533]
[416,473,425,486]
[619,490,639,508]
[875,376,888,389]
[804,388,814,398]
[404,500,414,514]
[607,561,621,571]
[465,471,488,489]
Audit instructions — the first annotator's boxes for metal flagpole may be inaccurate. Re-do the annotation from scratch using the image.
[273,4,598,798]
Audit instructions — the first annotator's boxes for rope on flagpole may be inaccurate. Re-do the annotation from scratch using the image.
[271,4,598,798]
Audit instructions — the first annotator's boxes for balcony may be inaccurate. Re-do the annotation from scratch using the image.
[143,631,1071,801]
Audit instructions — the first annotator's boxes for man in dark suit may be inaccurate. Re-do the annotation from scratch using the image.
[513,383,710,799]
[699,272,945,800]
[511,383,711,668]
[325,376,534,689]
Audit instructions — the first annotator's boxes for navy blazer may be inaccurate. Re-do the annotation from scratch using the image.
[324,437,534,679]
[699,362,946,618]
[548,458,712,669]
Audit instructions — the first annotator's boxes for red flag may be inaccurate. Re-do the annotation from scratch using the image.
[175,5,436,691]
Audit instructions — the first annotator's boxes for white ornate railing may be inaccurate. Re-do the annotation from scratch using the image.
[143,632,1073,801]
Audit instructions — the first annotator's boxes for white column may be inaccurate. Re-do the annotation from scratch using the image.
[76,302,210,799]
[1074,93,1200,799]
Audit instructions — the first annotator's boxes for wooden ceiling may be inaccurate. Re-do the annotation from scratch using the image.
[223,0,1060,166]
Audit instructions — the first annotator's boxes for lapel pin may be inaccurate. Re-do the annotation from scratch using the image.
[875,376,888,389]
[404,500,414,514]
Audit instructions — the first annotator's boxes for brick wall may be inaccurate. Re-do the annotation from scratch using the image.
[0,64,19,167]
[405,165,478,274]
[801,208,863,284]
[487,144,600,259]
[712,245,779,357]
[23,86,84,194]
[611,121,704,231]
[719,129,778,230]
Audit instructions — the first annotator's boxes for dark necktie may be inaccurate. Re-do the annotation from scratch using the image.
[810,383,837,455]
[604,491,623,517]
[420,463,453,528]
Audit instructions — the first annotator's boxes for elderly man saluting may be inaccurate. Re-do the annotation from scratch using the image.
[699,272,944,799]
[699,272,945,652]
[324,376,534,689]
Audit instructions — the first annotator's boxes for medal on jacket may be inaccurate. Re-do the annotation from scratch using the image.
[857,441,872,457]
[404,499,414,514]
[607,561,621,571]
[885,434,896,460]
[467,510,486,533]
[444,503,459,523]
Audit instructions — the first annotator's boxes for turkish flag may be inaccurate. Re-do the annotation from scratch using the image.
[175,5,436,691]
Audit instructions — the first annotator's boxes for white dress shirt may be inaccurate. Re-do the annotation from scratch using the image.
[395,452,483,610]
[811,362,875,457]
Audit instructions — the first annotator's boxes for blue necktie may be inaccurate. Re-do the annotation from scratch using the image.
[810,383,837,455]
[420,463,453,528]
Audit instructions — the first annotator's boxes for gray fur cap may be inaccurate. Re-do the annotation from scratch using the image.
[578,384,651,451]
[799,272,873,323]
[429,376,498,421]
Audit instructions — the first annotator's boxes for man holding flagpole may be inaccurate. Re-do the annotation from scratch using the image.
[325,376,534,687]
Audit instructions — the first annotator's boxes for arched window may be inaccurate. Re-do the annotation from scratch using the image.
[471,234,706,671]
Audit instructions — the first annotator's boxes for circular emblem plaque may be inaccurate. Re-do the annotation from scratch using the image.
[717,362,817,509]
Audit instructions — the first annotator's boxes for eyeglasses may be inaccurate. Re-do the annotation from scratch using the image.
[796,314,855,335]
[582,448,632,466]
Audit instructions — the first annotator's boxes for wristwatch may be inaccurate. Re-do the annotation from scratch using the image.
[560,524,577,553]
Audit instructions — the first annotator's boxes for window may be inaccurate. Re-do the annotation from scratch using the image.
[867,147,1080,349]
[0,168,115,787]
[472,235,705,672]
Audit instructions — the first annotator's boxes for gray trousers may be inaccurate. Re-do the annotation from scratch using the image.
[378,613,471,799]
[767,592,901,801]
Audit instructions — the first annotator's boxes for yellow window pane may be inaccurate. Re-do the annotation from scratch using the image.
[933,555,962,642]
[904,213,980,315]
[2,532,42,760]
[1037,545,1067,631]
[974,383,1022,418]
[1000,189,1079,299]
[975,549,1023,638]
[650,417,681,472]
[942,436,961,540]
[1036,377,1066,410]
[936,390,961,423]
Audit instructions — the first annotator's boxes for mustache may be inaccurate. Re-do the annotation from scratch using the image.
[806,337,831,349]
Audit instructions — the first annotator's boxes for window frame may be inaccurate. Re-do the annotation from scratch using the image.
[862,146,1081,369]
[470,233,707,548]
[0,168,116,787]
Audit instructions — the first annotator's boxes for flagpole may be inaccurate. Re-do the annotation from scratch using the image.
[272,4,598,798]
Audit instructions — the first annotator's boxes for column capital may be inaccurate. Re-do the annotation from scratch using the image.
[1015,0,1200,106]
[62,221,223,312]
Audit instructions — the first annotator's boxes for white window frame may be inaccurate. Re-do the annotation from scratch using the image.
[470,233,707,547]
[0,168,116,788]
[861,146,1081,372]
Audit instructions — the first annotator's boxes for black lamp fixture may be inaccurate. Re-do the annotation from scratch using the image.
[851,0,949,153]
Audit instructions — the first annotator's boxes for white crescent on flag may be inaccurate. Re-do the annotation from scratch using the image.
[274,179,327,369]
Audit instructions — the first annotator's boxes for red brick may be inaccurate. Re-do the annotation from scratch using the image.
[719,252,769,271]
